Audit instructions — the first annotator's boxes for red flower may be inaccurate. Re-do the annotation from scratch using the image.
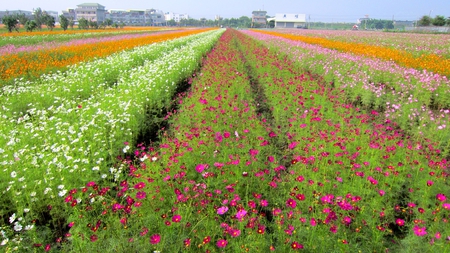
[291,241,304,250]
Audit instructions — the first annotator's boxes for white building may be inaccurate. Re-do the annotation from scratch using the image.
[164,12,189,23]
[75,3,106,23]
[274,13,306,28]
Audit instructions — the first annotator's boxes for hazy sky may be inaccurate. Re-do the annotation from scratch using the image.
[2,0,449,22]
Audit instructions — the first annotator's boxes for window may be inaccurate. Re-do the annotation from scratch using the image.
[283,14,286,18]
[295,15,298,18]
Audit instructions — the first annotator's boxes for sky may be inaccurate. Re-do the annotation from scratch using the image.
[2,0,449,22]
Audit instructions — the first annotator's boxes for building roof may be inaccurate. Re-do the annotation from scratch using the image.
[275,13,306,22]
[77,3,105,8]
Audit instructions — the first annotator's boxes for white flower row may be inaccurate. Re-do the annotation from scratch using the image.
[0,29,224,214]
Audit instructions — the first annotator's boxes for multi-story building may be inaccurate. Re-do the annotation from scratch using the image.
[75,3,106,23]
[106,9,165,26]
[148,9,165,25]
[164,12,189,23]
[61,9,76,20]
[252,10,267,27]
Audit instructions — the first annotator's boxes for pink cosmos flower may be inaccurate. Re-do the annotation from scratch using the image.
[217,206,228,215]
[413,225,427,236]
[235,209,247,221]
[195,164,208,173]
[436,193,446,202]
[216,239,228,248]
[396,219,405,226]
[136,191,146,199]
[150,234,161,244]
[286,198,297,208]
[172,215,182,223]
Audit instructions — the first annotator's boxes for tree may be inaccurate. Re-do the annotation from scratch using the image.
[59,15,69,31]
[2,15,19,32]
[78,17,89,29]
[33,8,44,30]
[417,15,432,26]
[88,20,98,29]
[43,14,55,30]
[25,20,37,32]
[104,18,113,28]
[166,20,177,26]
[16,13,29,28]
[432,15,446,26]
[68,17,75,29]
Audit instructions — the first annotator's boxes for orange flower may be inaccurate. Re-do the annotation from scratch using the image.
[253,30,450,76]
[0,28,216,82]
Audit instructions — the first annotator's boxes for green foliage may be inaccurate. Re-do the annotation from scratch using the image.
[78,17,89,29]
[24,20,37,32]
[43,14,55,31]
[104,18,113,27]
[59,15,69,31]
[432,15,446,26]
[88,20,99,29]
[417,15,432,26]
[363,19,394,30]
[1,15,19,32]
[68,17,75,29]
[33,7,44,29]
[16,13,29,28]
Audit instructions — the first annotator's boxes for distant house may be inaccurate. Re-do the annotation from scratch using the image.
[165,12,189,23]
[274,13,306,28]
[252,10,267,27]
[75,3,106,23]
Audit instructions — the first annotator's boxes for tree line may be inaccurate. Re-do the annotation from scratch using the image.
[1,8,59,32]
[417,15,450,26]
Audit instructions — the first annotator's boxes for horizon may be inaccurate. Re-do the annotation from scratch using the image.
[1,0,449,23]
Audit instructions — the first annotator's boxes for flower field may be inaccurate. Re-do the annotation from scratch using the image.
[1,28,450,252]
[0,28,212,83]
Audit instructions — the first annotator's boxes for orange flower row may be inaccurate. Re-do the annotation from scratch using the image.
[0,27,172,37]
[254,30,450,77]
[0,28,215,81]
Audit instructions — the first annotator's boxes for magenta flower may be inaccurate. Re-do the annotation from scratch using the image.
[133,182,146,190]
[436,193,446,202]
[249,149,259,156]
[149,234,161,244]
[217,206,228,215]
[310,218,317,226]
[216,239,228,248]
[396,219,405,226]
[230,229,241,237]
[172,215,182,223]
[378,190,385,196]
[235,209,247,221]
[286,198,297,209]
[413,225,427,236]
[135,191,146,199]
[195,164,208,173]
[442,203,450,210]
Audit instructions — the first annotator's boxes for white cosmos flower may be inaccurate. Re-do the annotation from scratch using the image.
[9,213,16,224]
[10,171,17,178]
